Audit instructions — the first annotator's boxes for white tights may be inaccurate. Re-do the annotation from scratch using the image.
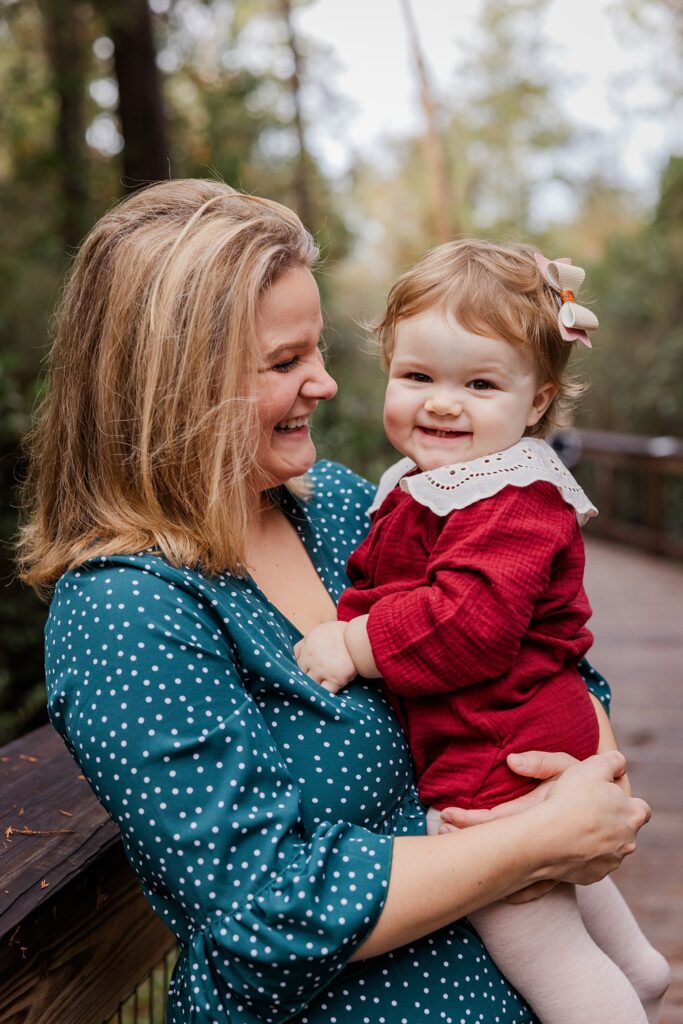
[470,881,670,1024]
[426,810,670,1023]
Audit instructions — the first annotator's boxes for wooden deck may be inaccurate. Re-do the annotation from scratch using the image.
[584,537,683,1023]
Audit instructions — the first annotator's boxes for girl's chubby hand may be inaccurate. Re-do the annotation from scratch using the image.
[294,622,357,693]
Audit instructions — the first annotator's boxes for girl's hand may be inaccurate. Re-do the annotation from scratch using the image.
[294,622,357,693]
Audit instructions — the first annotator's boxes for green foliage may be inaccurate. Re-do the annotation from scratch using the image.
[583,157,683,436]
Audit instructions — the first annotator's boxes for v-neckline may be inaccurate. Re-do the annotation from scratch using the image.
[244,486,334,642]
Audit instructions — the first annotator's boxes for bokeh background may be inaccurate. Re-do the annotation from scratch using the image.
[1,0,682,743]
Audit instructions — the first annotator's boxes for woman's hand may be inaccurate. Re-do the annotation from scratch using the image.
[439,750,580,831]
[534,750,650,886]
[439,702,632,833]
[438,748,642,901]
[355,749,649,959]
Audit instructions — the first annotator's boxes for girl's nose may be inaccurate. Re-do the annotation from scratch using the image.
[425,394,463,416]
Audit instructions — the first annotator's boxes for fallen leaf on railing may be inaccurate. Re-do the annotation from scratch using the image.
[58,809,74,817]
[19,754,39,763]
[40,879,49,889]
[4,825,75,841]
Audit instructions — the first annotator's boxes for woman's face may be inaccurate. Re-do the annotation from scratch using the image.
[253,266,337,491]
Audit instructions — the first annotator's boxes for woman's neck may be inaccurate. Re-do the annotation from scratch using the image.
[247,489,282,538]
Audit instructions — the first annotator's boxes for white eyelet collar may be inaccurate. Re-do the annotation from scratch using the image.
[368,438,598,526]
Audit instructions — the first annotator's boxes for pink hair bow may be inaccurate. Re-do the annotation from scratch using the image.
[534,253,598,348]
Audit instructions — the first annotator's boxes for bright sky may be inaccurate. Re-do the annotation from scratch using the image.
[297,0,681,212]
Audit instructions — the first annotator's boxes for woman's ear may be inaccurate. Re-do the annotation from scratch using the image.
[527,381,557,427]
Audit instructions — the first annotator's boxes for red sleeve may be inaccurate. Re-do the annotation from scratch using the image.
[366,483,577,696]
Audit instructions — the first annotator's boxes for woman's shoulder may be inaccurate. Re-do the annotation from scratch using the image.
[306,460,376,515]
[50,551,218,616]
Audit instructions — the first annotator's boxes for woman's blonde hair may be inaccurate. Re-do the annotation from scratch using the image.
[18,179,318,594]
[375,239,587,436]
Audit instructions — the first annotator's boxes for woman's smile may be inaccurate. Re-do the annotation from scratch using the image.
[274,414,311,436]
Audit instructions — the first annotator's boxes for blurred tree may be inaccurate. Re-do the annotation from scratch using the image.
[36,0,89,248]
[399,0,454,241]
[97,0,170,187]
[451,0,573,235]
[612,0,683,99]
[584,156,683,437]
[275,0,313,226]
[228,0,350,266]
[341,0,578,306]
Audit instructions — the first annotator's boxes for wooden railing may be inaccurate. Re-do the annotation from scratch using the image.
[557,429,683,559]
[0,724,176,1024]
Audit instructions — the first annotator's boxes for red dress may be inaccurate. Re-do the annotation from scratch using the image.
[337,473,599,810]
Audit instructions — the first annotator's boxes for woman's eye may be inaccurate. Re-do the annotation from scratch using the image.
[272,357,299,373]
[468,379,495,391]
[407,372,432,383]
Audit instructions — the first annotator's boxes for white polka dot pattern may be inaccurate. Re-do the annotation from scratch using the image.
[45,461,608,1023]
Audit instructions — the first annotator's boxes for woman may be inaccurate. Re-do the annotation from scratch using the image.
[19,180,649,1024]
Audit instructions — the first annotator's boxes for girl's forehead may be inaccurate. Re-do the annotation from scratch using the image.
[392,311,537,373]
[394,309,504,352]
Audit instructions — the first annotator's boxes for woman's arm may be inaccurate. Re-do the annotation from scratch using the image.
[354,750,649,959]
[46,562,395,1023]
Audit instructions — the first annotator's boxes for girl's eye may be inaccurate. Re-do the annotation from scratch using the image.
[407,372,432,383]
[468,379,495,391]
[272,357,299,373]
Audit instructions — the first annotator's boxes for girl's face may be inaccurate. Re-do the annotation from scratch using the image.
[253,266,337,490]
[383,308,555,471]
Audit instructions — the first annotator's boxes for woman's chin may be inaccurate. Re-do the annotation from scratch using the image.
[258,443,317,489]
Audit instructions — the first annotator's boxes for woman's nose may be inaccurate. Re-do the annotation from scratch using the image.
[301,356,338,401]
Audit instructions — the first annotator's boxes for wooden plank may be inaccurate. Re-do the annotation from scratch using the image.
[585,539,683,1024]
[1,725,117,932]
[0,725,176,1023]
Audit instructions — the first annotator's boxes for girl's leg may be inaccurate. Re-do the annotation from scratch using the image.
[575,877,670,1024]
[468,884,647,1024]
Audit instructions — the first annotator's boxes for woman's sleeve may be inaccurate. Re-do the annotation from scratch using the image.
[45,562,392,1024]
[578,658,612,712]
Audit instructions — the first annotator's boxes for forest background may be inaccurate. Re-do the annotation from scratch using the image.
[1,0,681,742]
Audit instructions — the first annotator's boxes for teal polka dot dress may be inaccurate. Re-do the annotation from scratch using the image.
[45,462,609,1023]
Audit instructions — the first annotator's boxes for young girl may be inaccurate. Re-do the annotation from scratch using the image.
[294,240,670,1024]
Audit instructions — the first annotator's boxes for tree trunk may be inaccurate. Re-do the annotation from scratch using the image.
[103,0,170,190]
[278,0,313,228]
[400,0,455,241]
[37,0,89,251]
